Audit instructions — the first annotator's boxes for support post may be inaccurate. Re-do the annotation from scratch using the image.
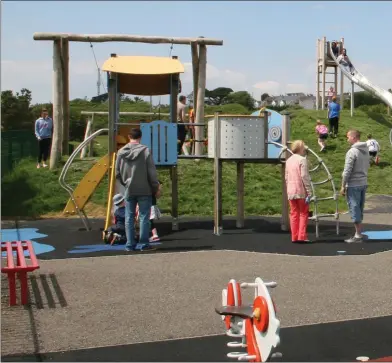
[61,39,70,155]
[351,81,354,117]
[316,39,320,110]
[340,38,345,108]
[191,42,199,113]
[50,39,63,169]
[263,111,269,158]
[170,58,179,125]
[195,43,207,157]
[213,112,223,235]
[236,161,245,228]
[281,112,290,232]
[88,113,94,157]
[108,55,119,169]
[334,66,338,100]
[80,117,92,159]
[321,37,326,110]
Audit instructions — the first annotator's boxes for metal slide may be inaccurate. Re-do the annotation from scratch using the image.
[328,43,392,108]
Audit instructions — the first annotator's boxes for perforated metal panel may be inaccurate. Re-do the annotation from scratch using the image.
[208,116,266,159]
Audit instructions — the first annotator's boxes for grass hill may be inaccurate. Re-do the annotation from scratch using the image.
[2,107,391,220]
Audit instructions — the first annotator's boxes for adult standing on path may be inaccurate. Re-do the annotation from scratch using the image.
[328,96,341,138]
[34,108,53,169]
[285,140,313,243]
[116,128,160,252]
[340,130,370,243]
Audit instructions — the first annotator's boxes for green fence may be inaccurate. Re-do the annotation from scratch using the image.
[1,130,38,176]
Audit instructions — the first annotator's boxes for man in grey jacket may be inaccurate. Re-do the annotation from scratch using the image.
[116,128,160,251]
[340,130,370,243]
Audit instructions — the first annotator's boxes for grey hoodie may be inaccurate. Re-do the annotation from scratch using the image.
[115,143,159,198]
[342,142,370,187]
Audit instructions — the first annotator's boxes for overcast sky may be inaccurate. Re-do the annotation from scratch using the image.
[2,1,392,105]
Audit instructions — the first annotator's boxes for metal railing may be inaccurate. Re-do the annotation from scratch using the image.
[59,128,109,231]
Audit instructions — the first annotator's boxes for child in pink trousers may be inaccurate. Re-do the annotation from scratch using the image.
[285,140,313,243]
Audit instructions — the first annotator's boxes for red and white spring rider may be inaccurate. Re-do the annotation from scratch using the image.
[215,277,281,362]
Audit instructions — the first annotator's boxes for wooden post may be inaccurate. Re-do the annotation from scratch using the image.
[195,44,207,156]
[281,111,290,232]
[50,39,63,169]
[340,38,345,108]
[61,39,70,155]
[108,54,119,163]
[316,39,320,110]
[80,117,92,159]
[213,112,223,235]
[321,37,326,110]
[236,161,245,228]
[169,66,179,231]
[88,113,94,157]
[191,42,199,114]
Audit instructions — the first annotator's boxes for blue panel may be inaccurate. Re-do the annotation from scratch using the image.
[251,108,283,159]
[140,121,178,166]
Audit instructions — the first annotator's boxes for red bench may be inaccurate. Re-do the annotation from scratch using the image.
[1,241,40,306]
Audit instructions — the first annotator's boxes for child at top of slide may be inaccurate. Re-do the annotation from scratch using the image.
[315,120,329,152]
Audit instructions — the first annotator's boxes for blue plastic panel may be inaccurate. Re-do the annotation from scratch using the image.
[140,120,178,165]
[251,108,283,159]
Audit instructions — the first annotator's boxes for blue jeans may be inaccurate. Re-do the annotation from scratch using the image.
[125,195,152,249]
[346,185,367,223]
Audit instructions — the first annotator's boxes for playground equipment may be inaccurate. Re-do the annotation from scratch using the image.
[316,37,392,114]
[215,277,281,362]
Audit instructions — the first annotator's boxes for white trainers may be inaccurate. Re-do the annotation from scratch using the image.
[344,236,363,243]
[149,235,160,243]
[42,163,48,168]
[37,164,40,169]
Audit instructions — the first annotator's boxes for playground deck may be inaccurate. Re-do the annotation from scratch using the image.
[1,210,392,362]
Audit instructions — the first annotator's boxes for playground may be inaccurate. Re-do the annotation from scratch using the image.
[2,31,392,362]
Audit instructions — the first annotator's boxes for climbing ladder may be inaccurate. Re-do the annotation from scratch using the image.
[269,141,339,238]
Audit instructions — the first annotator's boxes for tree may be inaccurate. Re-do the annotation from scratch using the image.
[261,93,270,101]
[1,89,34,131]
[225,91,256,110]
[205,87,233,105]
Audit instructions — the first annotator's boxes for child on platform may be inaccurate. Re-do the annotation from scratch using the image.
[104,193,127,245]
[315,120,329,152]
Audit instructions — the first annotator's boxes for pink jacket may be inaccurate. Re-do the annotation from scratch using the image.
[285,154,312,200]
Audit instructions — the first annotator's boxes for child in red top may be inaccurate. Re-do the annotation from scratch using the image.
[315,120,329,152]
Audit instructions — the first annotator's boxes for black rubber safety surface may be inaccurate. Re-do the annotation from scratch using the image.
[3,315,392,362]
[1,217,392,259]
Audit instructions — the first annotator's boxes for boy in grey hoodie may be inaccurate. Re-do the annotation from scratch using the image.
[340,130,370,243]
[115,128,160,251]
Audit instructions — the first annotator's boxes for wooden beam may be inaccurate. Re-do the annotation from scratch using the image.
[194,44,207,156]
[61,39,70,155]
[50,39,63,169]
[33,33,223,46]
[80,111,171,116]
[191,42,199,111]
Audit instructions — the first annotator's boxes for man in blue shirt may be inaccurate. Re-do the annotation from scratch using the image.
[328,97,341,138]
[34,108,53,168]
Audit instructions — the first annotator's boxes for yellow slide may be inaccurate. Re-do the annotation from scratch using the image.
[63,154,110,215]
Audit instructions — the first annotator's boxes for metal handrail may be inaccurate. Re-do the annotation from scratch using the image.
[59,128,109,230]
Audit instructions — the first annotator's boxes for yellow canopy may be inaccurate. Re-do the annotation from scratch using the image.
[102,56,185,96]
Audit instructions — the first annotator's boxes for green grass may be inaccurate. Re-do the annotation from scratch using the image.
[2,108,391,219]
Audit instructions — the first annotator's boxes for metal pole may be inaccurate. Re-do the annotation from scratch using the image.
[281,111,290,232]
[351,81,354,117]
[213,112,223,236]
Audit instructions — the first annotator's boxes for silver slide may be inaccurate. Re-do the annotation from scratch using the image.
[328,43,392,108]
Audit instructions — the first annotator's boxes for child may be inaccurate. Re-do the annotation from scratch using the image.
[104,193,127,245]
[135,181,163,242]
[366,134,381,165]
[150,181,163,242]
[315,120,329,152]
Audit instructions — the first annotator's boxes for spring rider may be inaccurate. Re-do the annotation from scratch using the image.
[215,277,281,362]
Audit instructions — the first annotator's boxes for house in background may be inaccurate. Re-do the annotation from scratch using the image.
[263,93,316,109]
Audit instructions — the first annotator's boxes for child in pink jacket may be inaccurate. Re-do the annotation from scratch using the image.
[315,120,329,152]
[285,140,313,243]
